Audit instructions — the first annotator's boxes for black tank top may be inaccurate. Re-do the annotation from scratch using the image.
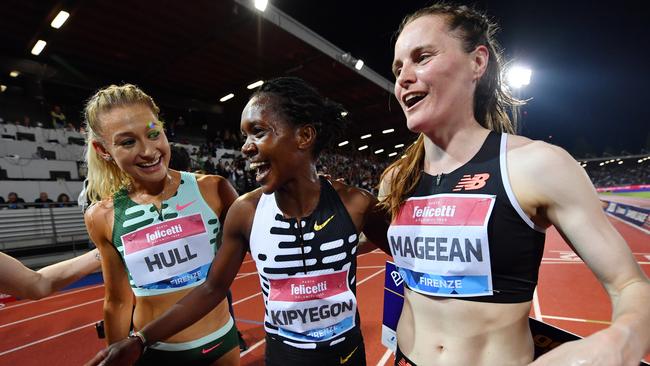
[388,132,545,303]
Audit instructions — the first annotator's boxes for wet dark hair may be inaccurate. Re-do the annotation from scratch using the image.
[251,77,348,158]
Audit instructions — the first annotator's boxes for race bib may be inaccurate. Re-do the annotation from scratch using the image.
[266,269,357,342]
[121,213,214,287]
[388,194,495,297]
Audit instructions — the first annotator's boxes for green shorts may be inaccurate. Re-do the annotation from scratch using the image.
[136,316,238,366]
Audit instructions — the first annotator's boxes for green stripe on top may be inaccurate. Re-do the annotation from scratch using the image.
[112,171,221,296]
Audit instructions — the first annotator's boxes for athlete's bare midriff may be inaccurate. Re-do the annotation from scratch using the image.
[397,288,534,366]
[133,290,231,343]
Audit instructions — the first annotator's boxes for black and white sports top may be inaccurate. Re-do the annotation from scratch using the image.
[249,176,362,349]
[388,132,546,303]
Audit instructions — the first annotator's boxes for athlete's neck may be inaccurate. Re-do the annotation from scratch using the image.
[275,167,320,219]
[422,124,490,175]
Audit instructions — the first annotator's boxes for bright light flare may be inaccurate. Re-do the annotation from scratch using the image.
[254,0,268,11]
[51,11,70,29]
[219,93,234,102]
[338,141,349,147]
[246,80,264,89]
[31,40,47,55]
[506,65,532,89]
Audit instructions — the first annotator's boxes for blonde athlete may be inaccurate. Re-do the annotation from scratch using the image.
[82,84,239,365]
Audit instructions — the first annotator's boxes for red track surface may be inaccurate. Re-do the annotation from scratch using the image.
[1,214,648,366]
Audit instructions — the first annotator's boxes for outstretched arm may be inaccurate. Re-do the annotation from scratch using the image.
[0,249,101,300]
[512,142,650,366]
[85,197,251,366]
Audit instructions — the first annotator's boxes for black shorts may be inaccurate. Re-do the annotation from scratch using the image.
[265,332,366,366]
[395,345,417,366]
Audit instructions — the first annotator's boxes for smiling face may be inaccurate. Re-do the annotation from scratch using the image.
[92,103,170,185]
[240,95,307,194]
[393,15,482,134]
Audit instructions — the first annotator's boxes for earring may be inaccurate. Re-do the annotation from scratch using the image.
[103,155,113,161]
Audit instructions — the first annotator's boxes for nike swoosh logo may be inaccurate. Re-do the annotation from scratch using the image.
[340,345,359,364]
[175,200,196,211]
[314,214,335,231]
[201,341,223,354]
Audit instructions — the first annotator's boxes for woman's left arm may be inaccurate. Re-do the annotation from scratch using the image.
[512,141,650,365]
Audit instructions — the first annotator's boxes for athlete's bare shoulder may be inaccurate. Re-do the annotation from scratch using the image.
[84,197,114,243]
[331,179,375,206]
[507,134,577,175]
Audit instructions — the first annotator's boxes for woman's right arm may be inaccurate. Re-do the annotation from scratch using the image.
[85,197,252,366]
[85,204,134,344]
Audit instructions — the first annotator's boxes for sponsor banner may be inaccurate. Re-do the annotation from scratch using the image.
[596,184,650,193]
[269,271,348,302]
[138,263,211,290]
[388,223,493,297]
[398,267,490,296]
[278,315,354,342]
[267,269,356,342]
[602,200,650,231]
[393,194,494,227]
[121,214,206,254]
[122,214,214,287]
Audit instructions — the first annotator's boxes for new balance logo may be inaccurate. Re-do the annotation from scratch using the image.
[453,173,490,191]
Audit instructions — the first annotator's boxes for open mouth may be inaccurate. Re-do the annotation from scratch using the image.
[403,92,427,109]
[137,156,162,170]
[249,161,270,182]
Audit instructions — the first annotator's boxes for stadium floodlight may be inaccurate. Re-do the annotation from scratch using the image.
[31,40,47,55]
[360,134,371,140]
[618,161,623,165]
[0,85,6,92]
[382,128,394,134]
[9,70,19,77]
[338,140,349,147]
[394,143,404,148]
[219,93,234,102]
[254,0,268,11]
[388,152,397,157]
[374,149,384,154]
[51,10,70,29]
[355,59,364,70]
[358,145,368,151]
[246,80,264,89]
[340,111,348,117]
[506,65,532,89]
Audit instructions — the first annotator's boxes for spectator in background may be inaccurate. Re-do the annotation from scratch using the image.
[22,115,32,128]
[51,105,66,129]
[56,193,73,207]
[168,145,191,171]
[65,122,77,132]
[6,192,26,209]
[34,192,53,208]
[32,146,46,159]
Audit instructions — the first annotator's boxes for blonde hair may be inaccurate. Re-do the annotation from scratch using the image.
[379,3,524,220]
[83,84,160,204]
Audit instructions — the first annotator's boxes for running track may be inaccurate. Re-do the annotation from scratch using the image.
[1,213,648,365]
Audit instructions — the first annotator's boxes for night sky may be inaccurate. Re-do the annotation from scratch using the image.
[274,0,650,157]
